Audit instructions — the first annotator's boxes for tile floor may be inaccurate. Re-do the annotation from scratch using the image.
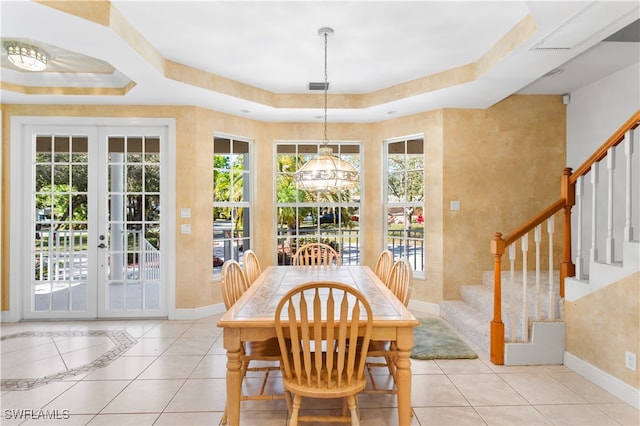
[1,312,638,425]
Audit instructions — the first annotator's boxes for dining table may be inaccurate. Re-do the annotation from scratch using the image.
[217,264,420,425]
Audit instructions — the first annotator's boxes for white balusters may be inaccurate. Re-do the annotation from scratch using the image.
[624,129,634,242]
[590,164,599,263]
[575,176,584,280]
[606,147,615,264]
[509,244,516,342]
[547,216,555,320]
[534,225,542,320]
[521,234,529,342]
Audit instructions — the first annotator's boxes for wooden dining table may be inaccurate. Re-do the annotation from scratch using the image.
[217,265,419,425]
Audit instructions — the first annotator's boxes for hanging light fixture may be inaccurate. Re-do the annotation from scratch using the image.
[4,41,49,72]
[294,27,359,192]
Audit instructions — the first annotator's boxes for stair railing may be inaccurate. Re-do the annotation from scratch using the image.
[490,110,640,365]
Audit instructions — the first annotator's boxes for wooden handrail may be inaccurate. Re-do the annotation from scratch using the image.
[503,198,566,246]
[569,110,640,184]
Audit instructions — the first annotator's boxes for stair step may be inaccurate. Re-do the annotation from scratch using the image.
[460,284,493,315]
[439,300,490,355]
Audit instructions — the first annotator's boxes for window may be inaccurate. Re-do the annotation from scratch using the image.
[275,142,361,265]
[385,136,424,274]
[213,135,252,276]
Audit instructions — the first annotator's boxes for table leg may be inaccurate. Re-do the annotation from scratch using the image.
[395,327,414,425]
[224,328,242,426]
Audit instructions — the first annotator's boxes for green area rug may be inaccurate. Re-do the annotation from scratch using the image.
[411,318,478,360]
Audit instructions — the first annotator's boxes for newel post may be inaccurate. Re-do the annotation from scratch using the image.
[490,232,505,365]
[560,167,575,298]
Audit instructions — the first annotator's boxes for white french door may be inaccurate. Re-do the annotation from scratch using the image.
[15,121,172,320]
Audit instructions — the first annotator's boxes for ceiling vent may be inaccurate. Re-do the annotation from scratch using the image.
[308,82,329,90]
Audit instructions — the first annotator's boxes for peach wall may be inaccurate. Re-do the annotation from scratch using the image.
[1,94,565,312]
[565,272,640,388]
[442,95,566,299]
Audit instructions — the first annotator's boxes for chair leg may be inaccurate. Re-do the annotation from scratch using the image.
[288,394,302,426]
[347,395,360,426]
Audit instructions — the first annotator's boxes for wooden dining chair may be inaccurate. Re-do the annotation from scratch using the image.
[365,258,413,396]
[373,249,393,285]
[274,281,373,426]
[292,242,340,266]
[242,249,262,286]
[220,260,283,425]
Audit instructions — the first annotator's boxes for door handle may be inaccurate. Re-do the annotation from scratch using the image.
[98,243,106,249]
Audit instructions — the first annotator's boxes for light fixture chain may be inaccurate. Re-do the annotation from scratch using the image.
[323,31,328,146]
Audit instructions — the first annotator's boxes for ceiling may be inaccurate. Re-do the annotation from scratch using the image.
[1,1,638,123]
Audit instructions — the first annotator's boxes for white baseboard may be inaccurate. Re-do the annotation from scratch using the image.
[564,351,640,409]
[408,300,440,316]
[171,303,226,320]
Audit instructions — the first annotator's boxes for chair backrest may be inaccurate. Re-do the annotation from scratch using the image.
[243,250,262,286]
[293,242,340,266]
[274,281,373,388]
[373,250,393,285]
[221,260,249,309]
[387,258,413,306]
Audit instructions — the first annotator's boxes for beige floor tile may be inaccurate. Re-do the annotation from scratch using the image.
[448,374,528,406]
[434,358,494,374]
[207,336,227,355]
[498,373,587,405]
[121,337,176,356]
[164,378,226,412]
[87,413,159,425]
[1,341,60,366]
[52,336,112,354]
[410,374,469,407]
[595,403,640,425]
[409,406,486,425]
[534,403,620,425]
[0,382,76,412]
[182,323,221,338]
[1,336,52,353]
[137,355,201,379]
[474,405,552,425]
[233,409,288,426]
[20,414,95,425]
[101,379,184,413]
[43,380,130,415]
[154,411,222,425]
[2,355,67,379]
[82,356,156,380]
[189,354,228,379]
[409,358,444,374]
[162,337,215,356]
[359,407,421,425]
[548,371,624,403]
[142,323,192,338]
[60,343,118,370]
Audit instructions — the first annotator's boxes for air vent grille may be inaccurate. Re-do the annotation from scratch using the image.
[309,82,329,90]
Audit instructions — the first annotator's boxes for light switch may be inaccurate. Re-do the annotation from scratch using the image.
[180,224,191,234]
[450,200,461,211]
[180,208,191,219]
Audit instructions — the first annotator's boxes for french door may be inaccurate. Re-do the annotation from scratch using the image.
[20,122,170,319]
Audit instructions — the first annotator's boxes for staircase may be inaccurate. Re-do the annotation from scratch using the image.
[442,111,640,366]
[441,270,564,359]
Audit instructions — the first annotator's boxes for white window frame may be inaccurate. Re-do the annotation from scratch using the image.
[384,134,425,277]
[274,141,362,266]
[213,133,253,278]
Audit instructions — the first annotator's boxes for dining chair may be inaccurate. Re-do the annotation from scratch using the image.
[274,281,373,426]
[220,260,283,425]
[373,249,393,285]
[365,258,413,396]
[292,242,340,266]
[243,249,262,286]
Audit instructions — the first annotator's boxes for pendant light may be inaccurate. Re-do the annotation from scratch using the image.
[294,27,359,192]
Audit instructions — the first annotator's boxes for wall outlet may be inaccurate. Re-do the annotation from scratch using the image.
[625,351,636,371]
